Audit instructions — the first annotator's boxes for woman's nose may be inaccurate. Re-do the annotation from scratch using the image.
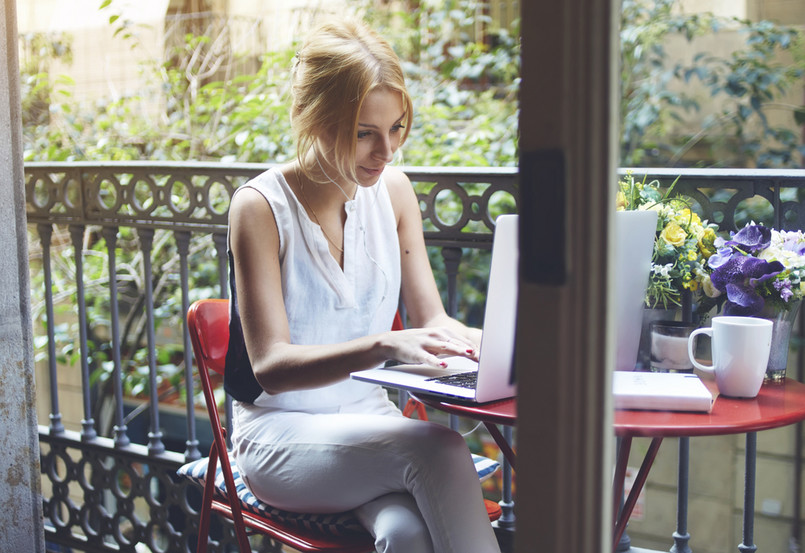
[374,136,395,162]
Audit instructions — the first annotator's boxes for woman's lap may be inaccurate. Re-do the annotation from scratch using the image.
[234,412,461,512]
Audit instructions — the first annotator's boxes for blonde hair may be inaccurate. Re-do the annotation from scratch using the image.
[291,19,413,184]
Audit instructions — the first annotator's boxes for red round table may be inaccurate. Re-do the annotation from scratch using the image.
[416,378,805,553]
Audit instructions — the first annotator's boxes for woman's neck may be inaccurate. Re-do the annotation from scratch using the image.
[302,150,357,203]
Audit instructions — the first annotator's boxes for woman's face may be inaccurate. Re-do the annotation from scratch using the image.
[352,88,406,186]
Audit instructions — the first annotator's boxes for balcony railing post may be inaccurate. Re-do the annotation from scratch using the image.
[498,425,516,530]
[37,222,64,435]
[102,225,130,448]
[69,223,97,441]
[212,231,234,444]
[441,246,463,318]
[739,432,758,553]
[137,227,165,455]
[672,291,693,553]
[176,229,201,461]
[441,246,462,433]
[213,232,228,300]
[671,437,692,553]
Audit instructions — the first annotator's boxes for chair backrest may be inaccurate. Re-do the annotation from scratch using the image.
[189,300,401,375]
[188,298,230,376]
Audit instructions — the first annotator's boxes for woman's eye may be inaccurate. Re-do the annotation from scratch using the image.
[357,131,371,139]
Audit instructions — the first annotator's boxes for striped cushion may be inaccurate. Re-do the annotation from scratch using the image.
[177,453,499,536]
[178,453,365,536]
[472,453,501,482]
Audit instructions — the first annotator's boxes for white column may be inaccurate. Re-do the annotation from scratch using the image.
[516,1,618,551]
[0,0,46,551]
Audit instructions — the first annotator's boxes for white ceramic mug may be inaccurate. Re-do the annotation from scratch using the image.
[687,316,773,398]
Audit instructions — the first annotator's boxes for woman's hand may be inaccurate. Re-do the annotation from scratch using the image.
[383,327,480,368]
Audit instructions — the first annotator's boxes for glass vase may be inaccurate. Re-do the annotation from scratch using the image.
[758,299,802,383]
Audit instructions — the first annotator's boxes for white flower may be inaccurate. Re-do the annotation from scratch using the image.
[759,229,805,269]
[702,274,721,298]
[651,263,673,278]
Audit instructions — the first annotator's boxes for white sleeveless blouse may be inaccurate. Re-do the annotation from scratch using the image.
[230,167,402,413]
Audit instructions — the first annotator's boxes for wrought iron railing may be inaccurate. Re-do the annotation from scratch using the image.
[27,161,517,552]
[26,163,805,552]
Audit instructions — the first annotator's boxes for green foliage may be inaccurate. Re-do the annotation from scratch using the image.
[378,0,520,167]
[620,0,805,168]
[21,1,519,419]
[22,0,805,416]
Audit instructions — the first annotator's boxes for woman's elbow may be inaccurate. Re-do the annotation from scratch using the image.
[253,365,291,395]
[251,353,294,395]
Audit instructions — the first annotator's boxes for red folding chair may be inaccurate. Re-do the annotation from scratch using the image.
[188,299,374,553]
[187,299,501,552]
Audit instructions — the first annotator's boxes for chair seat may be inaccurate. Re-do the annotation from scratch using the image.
[179,453,366,536]
[178,451,502,537]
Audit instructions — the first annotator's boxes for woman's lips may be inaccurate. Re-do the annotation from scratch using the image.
[360,166,383,177]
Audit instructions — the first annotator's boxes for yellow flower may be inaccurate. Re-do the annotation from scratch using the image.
[684,280,699,291]
[698,227,717,258]
[660,221,687,247]
[675,208,701,226]
[616,190,626,210]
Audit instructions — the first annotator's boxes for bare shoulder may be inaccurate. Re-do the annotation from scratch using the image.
[230,186,272,221]
[229,186,278,246]
[383,166,417,222]
[383,165,412,191]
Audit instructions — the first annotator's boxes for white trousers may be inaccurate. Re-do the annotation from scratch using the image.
[232,395,501,553]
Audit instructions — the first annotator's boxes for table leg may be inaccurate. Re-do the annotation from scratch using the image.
[613,437,663,553]
[484,421,516,471]
[613,436,632,526]
[614,437,633,552]
[671,436,692,553]
[738,432,758,553]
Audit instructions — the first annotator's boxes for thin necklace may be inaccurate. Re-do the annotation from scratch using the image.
[296,170,344,254]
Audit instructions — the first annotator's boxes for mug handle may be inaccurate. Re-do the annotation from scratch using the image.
[688,327,714,373]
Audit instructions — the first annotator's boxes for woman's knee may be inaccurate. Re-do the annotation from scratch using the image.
[356,492,434,553]
[395,419,468,459]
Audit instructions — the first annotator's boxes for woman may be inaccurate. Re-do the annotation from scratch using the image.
[225,18,501,553]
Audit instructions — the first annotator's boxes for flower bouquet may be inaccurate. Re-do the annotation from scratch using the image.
[617,173,720,311]
[707,223,805,315]
[707,223,805,380]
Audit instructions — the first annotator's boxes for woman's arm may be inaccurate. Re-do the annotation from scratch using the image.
[229,184,476,395]
[386,167,483,349]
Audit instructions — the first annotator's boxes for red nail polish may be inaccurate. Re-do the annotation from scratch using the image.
[440,361,448,368]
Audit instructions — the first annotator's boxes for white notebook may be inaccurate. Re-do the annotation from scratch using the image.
[613,372,714,413]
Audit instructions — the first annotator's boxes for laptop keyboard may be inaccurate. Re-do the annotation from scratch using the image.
[425,371,478,389]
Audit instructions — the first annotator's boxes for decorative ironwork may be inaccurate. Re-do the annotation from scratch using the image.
[26,162,805,552]
[40,430,283,553]
[27,162,517,552]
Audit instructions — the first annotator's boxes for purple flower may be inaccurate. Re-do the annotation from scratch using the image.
[725,224,771,254]
[781,237,805,256]
[723,283,766,316]
[710,255,785,316]
[710,255,782,289]
[707,247,734,270]
[774,280,794,302]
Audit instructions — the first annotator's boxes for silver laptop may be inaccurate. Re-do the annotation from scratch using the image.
[351,214,519,403]
[613,209,658,371]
